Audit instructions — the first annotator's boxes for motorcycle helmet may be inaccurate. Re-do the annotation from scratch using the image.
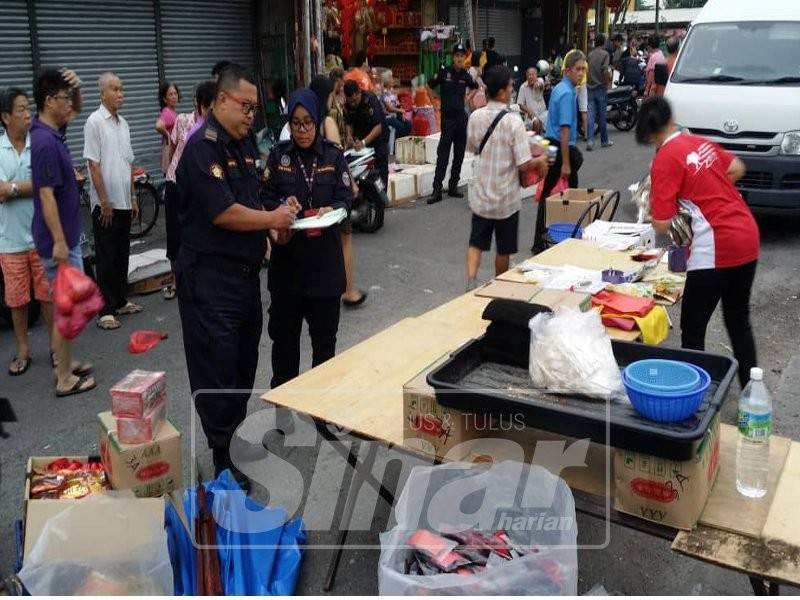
[536,59,550,78]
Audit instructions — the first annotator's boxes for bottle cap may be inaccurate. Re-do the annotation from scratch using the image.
[750,367,763,381]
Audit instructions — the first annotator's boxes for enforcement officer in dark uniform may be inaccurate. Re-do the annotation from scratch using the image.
[343,79,388,188]
[427,43,479,205]
[175,64,297,481]
[261,89,354,388]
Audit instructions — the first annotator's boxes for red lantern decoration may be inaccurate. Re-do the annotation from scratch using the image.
[606,0,623,10]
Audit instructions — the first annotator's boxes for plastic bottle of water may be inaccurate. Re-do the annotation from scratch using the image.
[736,367,772,498]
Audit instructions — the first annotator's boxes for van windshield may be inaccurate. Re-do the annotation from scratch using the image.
[672,21,800,85]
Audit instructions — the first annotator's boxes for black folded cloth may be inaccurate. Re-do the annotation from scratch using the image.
[481,299,551,367]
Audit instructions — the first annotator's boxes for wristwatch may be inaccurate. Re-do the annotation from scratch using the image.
[10,183,19,199]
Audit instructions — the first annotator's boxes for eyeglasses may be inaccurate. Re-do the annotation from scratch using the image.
[289,118,316,132]
[226,93,259,116]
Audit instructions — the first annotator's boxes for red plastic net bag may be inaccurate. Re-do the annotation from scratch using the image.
[53,265,104,340]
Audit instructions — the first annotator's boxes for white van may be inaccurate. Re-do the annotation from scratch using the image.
[665,0,800,209]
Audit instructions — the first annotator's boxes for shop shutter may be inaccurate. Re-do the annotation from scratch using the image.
[0,0,35,116]
[34,0,162,175]
[161,0,255,113]
[487,7,522,60]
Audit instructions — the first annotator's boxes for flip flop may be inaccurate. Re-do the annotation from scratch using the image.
[116,302,143,315]
[97,315,122,330]
[9,356,31,376]
[162,285,176,300]
[342,290,368,308]
[50,352,94,376]
[56,374,97,398]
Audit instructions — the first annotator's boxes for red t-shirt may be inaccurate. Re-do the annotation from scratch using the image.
[650,132,760,270]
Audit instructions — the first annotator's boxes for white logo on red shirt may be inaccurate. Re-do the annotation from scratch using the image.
[685,143,716,173]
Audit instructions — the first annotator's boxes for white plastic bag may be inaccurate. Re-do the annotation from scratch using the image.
[18,492,173,595]
[378,461,578,595]
[529,308,627,401]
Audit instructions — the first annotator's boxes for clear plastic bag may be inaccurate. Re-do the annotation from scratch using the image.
[529,308,627,402]
[18,492,173,595]
[378,461,578,595]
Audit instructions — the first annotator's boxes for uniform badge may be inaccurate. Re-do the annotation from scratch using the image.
[210,162,224,179]
[204,127,218,142]
[262,167,271,182]
[342,171,351,187]
[280,154,291,167]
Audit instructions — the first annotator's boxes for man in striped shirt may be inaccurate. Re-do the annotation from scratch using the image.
[465,66,548,291]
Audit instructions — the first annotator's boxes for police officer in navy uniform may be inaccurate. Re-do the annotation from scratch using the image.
[427,43,479,205]
[343,79,388,188]
[262,89,354,388]
[175,64,297,482]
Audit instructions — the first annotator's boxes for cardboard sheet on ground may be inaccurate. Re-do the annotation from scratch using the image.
[290,207,348,230]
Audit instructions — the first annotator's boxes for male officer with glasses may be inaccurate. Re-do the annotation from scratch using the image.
[175,63,298,485]
[343,79,388,188]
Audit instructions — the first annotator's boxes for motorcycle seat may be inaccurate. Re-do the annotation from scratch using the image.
[608,86,633,98]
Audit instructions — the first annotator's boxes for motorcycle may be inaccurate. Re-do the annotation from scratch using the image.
[606,85,639,132]
[344,147,387,233]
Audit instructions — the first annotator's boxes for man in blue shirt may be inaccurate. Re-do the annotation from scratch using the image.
[533,50,587,253]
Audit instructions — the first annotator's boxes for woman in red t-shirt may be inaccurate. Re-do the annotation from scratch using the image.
[636,97,760,387]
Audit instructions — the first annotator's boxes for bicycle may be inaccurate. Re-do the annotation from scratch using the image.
[131,167,160,239]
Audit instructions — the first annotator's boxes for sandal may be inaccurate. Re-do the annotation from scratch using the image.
[342,290,368,308]
[56,374,97,398]
[162,285,177,300]
[97,315,122,330]
[116,302,143,315]
[50,352,93,376]
[9,356,31,376]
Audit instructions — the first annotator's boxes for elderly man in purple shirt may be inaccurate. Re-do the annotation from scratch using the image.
[30,67,96,397]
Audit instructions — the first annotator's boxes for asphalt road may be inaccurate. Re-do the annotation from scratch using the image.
[1,128,799,594]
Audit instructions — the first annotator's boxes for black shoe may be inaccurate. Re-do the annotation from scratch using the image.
[448,187,465,199]
[426,190,443,205]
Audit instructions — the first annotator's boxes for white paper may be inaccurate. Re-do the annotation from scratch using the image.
[290,207,348,230]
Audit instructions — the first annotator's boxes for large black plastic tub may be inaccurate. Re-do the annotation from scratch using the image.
[427,337,737,460]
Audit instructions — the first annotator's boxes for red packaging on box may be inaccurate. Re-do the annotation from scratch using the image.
[110,370,166,418]
[116,397,167,444]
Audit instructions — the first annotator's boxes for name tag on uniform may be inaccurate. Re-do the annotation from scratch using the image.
[317,165,336,174]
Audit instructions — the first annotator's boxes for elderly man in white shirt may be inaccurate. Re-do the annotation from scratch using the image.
[83,71,141,330]
[465,65,549,291]
[517,67,548,134]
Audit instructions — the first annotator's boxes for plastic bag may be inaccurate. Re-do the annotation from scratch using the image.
[128,330,169,354]
[18,492,173,595]
[528,309,627,402]
[378,461,578,595]
[53,264,104,340]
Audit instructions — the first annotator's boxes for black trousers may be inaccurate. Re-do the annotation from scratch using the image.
[176,249,262,468]
[268,292,341,389]
[92,207,132,316]
[373,146,389,190]
[531,142,583,254]
[681,261,758,388]
[433,112,469,192]
[164,181,180,262]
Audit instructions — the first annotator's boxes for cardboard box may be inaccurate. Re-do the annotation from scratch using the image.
[403,359,491,459]
[22,455,164,561]
[404,359,719,530]
[129,271,174,295]
[128,249,173,295]
[530,288,591,312]
[98,412,182,497]
[110,370,166,418]
[116,397,167,445]
[614,415,720,530]
[388,172,418,206]
[395,136,427,165]
[545,188,614,227]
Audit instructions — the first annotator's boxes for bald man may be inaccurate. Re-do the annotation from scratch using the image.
[83,72,141,330]
[518,67,548,133]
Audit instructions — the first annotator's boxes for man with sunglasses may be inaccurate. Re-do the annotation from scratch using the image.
[175,63,298,487]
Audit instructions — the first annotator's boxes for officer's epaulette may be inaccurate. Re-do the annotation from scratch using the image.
[204,126,218,142]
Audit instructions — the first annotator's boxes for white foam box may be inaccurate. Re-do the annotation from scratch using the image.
[394,136,427,165]
[424,133,441,164]
[404,164,436,197]
[388,172,418,206]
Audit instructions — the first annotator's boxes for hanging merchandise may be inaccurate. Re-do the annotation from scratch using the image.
[340,0,356,64]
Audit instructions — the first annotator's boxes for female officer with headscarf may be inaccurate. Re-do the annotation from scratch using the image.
[261,89,354,388]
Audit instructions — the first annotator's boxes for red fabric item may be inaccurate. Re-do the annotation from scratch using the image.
[592,290,654,317]
[411,112,431,136]
[536,176,569,202]
[602,316,638,331]
[649,132,760,270]
[128,330,169,354]
[53,265,104,340]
